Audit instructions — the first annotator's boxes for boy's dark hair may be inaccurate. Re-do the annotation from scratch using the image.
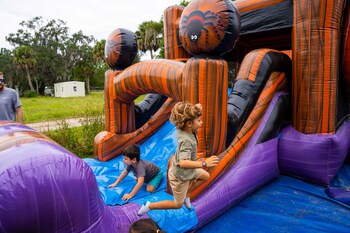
[123,144,141,161]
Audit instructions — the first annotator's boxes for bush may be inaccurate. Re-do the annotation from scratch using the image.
[23,90,39,98]
[43,111,104,158]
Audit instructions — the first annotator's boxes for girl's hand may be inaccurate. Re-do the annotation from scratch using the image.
[205,156,219,167]
[108,183,116,188]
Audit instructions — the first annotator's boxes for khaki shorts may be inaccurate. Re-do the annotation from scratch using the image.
[168,168,205,206]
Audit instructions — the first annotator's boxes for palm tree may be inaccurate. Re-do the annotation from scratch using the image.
[179,0,191,6]
[13,45,37,92]
[136,21,163,59]
[93,39,106,63]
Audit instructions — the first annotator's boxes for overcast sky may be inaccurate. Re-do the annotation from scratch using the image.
[0,0,180,51]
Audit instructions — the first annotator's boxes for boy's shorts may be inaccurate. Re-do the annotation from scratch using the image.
[148,169,163,189]
[168,168,205,206]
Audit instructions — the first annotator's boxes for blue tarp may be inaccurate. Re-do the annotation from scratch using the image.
[84,120,198,233]
[85,118,350,232]
[84,121,177,205]
[196,165,350,232]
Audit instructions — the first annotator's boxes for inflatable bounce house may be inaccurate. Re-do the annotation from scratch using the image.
[1,0,350,232]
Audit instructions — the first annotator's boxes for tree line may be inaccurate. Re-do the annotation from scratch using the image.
[0,1,190,96]
[0,17,164,96]
[1,17,102,96]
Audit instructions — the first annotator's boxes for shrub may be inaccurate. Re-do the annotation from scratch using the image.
[43,112,104,158]
[23,90,39,98]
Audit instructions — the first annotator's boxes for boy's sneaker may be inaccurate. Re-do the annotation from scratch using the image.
[184,197,191,209]
[137,201,151,216]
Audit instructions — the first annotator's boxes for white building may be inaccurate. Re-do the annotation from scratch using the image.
[54,81,85,98]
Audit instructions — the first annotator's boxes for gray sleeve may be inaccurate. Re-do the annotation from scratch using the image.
[13,91,21,108]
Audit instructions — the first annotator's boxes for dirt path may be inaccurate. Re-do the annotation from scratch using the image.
[26,117,91,132]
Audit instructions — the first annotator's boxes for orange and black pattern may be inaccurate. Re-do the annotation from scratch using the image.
[95,99,177,161]
[105,28,138,70]
[105,29,123,69]
[95,57,230,160]
[163,6,191,60]
[191,49,290,198]
[179,0,240,56]
[235,0,288,13]
[292,0,347,134]
[342,3,350,100]
[182,57,228,156]
[104,69,122,132]
[94,60,184,161]
[114,60,185,103]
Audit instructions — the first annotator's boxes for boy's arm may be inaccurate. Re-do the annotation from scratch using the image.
[179,156,219,169]
[108,169,128,188]
[122,176,145,201]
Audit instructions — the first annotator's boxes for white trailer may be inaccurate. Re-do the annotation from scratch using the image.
[54,81,85,98]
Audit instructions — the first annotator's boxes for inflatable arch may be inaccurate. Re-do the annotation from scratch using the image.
[1,0,350,232]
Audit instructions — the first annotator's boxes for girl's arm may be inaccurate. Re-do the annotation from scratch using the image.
[108,169,128,188]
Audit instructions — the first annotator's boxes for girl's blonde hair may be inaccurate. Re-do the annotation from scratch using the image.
[170,102,202,130]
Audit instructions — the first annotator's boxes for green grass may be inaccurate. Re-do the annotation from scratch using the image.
[21,92,146,123]
[23,92,146,158]
[44,114,105,158]
[22,92,104,123]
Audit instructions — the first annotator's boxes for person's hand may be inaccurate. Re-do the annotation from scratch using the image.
[122,193,133,201]
[205,156,219,167]
[108,183,116,188]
